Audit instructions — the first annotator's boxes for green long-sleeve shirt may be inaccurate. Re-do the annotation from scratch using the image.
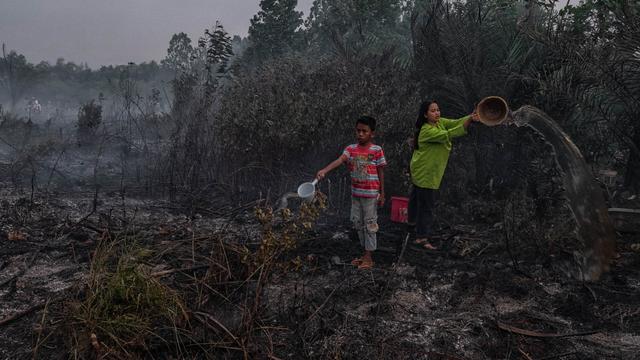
[410,116,469,189]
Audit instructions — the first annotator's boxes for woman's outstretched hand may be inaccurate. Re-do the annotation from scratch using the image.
[471,111,480,122]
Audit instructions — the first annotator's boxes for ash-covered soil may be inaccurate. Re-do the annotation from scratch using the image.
[1,190,639,359]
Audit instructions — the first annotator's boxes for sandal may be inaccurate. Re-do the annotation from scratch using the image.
[350,257,363,266]
[422,242,438,250]
[358,260,374,270]
[414,238,429,245]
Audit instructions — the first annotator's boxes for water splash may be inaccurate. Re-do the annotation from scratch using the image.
[276,192,300,211]
[509,106,616,281]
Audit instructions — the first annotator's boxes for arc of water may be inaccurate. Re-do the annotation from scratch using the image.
[508,106,617,281]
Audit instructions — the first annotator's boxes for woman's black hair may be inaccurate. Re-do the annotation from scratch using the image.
[414,100,437,150]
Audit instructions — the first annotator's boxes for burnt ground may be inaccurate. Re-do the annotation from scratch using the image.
[0,189,639,359]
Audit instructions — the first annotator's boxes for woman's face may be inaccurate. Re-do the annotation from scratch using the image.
[426,103,440,123]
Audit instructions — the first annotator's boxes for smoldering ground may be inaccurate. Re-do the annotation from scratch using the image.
[2,1,640,359]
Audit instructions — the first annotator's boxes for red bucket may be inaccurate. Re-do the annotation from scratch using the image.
[390,196,409,223]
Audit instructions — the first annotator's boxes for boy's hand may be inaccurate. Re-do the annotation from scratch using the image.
[316,169,327,180]
[471,111,480,122]
[377,193,385,207]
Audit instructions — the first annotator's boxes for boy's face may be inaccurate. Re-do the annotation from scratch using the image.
[356,123,374,145]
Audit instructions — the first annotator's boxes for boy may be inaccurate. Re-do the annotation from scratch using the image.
[316,116,386,269]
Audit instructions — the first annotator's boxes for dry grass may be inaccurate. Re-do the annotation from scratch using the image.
[54,193,328,359]
[65,232,187,359]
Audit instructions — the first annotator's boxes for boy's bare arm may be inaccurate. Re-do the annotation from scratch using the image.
[377,166,385,206]
[316,155,346,180]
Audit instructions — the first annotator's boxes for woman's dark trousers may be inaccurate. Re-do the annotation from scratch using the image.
[408,186,435,238]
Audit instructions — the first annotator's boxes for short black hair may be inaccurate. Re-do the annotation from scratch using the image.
[356,115,376,131]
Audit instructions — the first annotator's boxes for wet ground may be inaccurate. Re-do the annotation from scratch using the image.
[1,190,639,359]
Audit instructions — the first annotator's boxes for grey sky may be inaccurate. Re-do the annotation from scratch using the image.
[0,0,314,68]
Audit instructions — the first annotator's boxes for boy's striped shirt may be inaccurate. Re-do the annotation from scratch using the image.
[341,143,387,198]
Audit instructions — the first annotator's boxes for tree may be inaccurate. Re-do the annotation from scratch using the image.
[197,21,233,98]
[76,99,102,146]
[246,0,304,62]
[231,35,249,57]
[161,32,195,73]
[0,45,39,111]
[199,22,233,74]
[553,0,640,190]
[305,0,403,45]
[303,0,409,70]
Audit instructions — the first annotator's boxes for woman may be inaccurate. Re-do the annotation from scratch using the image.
[408,100,479,249]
